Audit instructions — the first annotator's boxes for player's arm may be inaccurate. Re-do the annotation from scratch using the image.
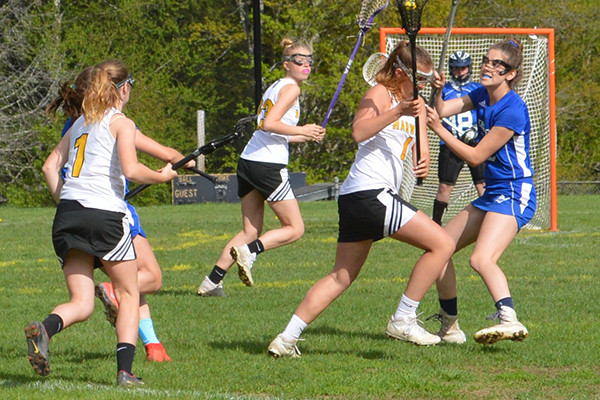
[262,85,325,143]
[135,129,195,169]
[111,116,176,184]
[432,72,474,118]
[352,84,421,143]
[426,106,513,166]
[42,131,70,203]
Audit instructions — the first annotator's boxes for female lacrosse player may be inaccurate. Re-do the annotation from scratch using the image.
[33,60,176,386]
[267,41,456,357]
[426,38,535,345]
[46,68,191,362]
[197,37,325,296]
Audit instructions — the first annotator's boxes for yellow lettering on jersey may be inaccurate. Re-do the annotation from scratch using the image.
[400,137,413,161]
[72,134,89,177]
[258,99,275,130]
[393,119,416,136]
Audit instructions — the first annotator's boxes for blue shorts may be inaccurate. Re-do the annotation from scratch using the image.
[126,203,146,238]
[471,177,536,230]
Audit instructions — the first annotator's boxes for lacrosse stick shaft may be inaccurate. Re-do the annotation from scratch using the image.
[428,0,459,107]
[124,131,242,201]
[409,36,423,186]
[189,167,218,183]
[321,31,365,128]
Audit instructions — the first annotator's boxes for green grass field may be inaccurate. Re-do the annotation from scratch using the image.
[1,195,599,399]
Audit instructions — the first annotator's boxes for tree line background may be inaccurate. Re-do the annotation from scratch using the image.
[1,0,598,207]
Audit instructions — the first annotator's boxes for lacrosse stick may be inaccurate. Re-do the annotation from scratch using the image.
[396,0,429,186]
[362,52,388,87]
[362,52,464,140]
[321,0,389,128]
[428,0,459,107]
[125,115,256,201]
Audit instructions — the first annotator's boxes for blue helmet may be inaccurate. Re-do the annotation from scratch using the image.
[449,51,472,84]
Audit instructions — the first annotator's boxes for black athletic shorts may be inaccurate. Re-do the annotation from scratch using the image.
[438,144,485,186]
[52,200,135,268]
[338,188,418,243]
[237,158,295,201]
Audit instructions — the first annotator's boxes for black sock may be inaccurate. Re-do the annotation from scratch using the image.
[495,297,514,310]
[42,314,64,339]
[116,343,136,375]
[432,200,448,226]
[247,239,264,255]
[208,265,227,284]
[439,297,458,316]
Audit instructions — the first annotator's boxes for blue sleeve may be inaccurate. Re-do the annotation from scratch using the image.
[467,86,486,107]
[494,96,528,135]
[61,118,74,137]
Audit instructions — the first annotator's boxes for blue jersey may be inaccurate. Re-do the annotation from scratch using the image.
[468,86,534,181]
[440,81,481,145]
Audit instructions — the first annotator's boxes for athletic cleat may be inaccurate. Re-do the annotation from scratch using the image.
[386,314,441,346]
[267,334,301,358]
[95,282,119,327]
[473,306,528,345]
[230,244,256,287]
[145,342,171,362]
[427,309,467,344]
[25,321,50,376]
[117,370,144,387]
[197,276,226,297]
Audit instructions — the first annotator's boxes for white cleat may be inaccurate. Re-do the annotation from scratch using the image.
[473,306,528,345]
[230,244,256,287]
[197,276,226,297]
[386,314,441,346]
[268,334,302,358]
[428,309,467,344]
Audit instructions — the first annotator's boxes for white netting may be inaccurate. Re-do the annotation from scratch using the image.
[382,29,554,230]
[358,0,390,29]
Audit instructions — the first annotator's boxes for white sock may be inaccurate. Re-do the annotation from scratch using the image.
[281,314,307,341]
[393,294,419,320]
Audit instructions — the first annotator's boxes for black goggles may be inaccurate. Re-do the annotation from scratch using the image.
[116,74,135,88]
[481,56,512,72]
[284,53,314,67]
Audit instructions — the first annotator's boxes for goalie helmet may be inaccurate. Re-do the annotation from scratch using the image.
[449,51,472,85]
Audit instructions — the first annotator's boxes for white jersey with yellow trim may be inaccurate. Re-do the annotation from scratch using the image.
[340,94,416,196]
[241,77,300,165]
[60,109,128,213]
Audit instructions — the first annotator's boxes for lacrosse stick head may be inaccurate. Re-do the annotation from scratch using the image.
[395,0,429,36]
[363,52,388,87]
[234,115,257,136]
[357,0,389,30]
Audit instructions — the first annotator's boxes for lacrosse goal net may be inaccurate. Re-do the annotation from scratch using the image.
[380,27,557,231]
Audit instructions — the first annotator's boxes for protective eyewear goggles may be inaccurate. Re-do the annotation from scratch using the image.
[116,74,135,88]
[394,56,433,85]
[481,56,512,73]
[284,53,314,67]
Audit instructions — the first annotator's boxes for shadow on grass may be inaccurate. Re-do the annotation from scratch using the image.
[207,339,268,355]
[309,325,387,341]
[0,370,110,388]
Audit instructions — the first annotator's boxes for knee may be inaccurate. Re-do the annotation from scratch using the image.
[439,238,456,260]
[77,299,95,321]
[146,275,162,294]
[292,222,305,242]
[469,253,490,273]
